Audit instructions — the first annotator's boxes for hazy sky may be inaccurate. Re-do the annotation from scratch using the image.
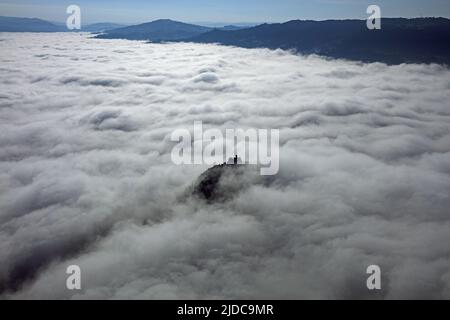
[0,0,449,24]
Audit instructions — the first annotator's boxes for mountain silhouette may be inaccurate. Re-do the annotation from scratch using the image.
[188,18,450,65]
[219,25,247,31]
[2,15,449,65]
[0,16,126,33]
[96,19,212,41]
[0,16,65,32]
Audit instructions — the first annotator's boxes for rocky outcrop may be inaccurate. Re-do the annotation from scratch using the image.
[191,163,263,203]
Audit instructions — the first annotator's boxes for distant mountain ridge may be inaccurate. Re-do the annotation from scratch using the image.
[1,15,449,65]
[188,18,450,65]
[96,17,450,65]
[0,16,65,32]
[95,19,212,41]
[95,20,254,40]
[219,25,248,31]
[0,16,125,32]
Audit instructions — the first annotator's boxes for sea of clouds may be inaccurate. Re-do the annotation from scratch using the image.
[0,32,449,299]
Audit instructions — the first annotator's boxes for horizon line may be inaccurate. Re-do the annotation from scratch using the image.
[1,14,449,27]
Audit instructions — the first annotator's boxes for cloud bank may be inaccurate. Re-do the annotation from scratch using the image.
[0,33,450,299]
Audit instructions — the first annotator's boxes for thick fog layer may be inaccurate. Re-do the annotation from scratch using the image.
[0,33,449,299]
